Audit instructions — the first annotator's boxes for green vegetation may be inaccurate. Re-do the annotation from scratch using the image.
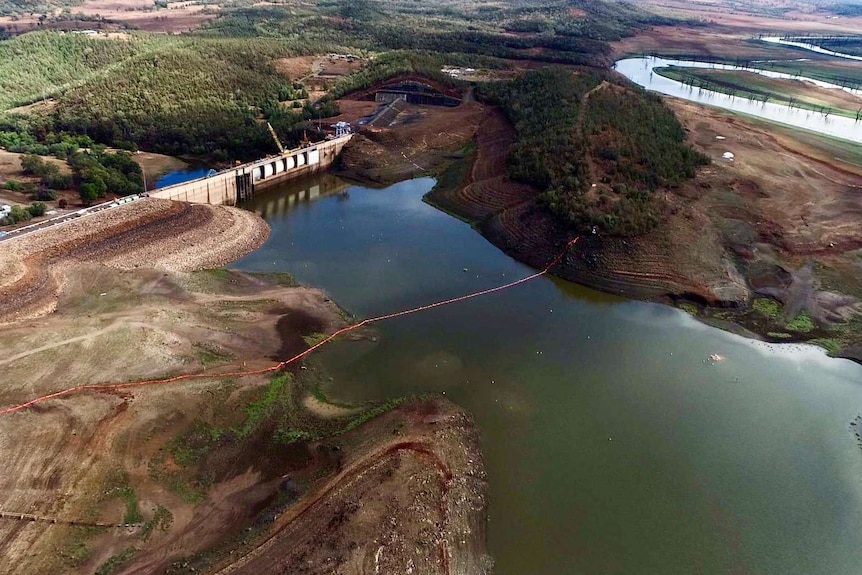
[330,51,466,99]
[7,138,142,203]
[767,331,794,339]
[341,397,407,433]
[751,299,818,333]
[195,343,232,366]
[20,153,72,189]
[656,66,862,119]
[810,338,842,354]
[785,35,862,57]
[141,505,174,541]
[479,68,707,235]
[786,312,815,333]
[248,271,299,287]
[0,32,338,160]
[0,0,83,17]
[752,298,782,319]
[239,373,293,438]
[118,484,142,524]
[273,429,314,444]
[166,419,225,467]
[0,0,678,162]
[678,303,699,315]
[1,202,49,224]
[202,0,672,67]
[583,87,709,233]
[95,548,137,575]
[302,332,329,347]
[146,365,416,507]
[59,526,103,568]
[746,58,862,91]
[69,149,143,204]
[478,67,596,192]
[0,32,141,111]
[1,129,93,158]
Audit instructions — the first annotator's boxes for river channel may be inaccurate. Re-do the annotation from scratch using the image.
[614,56,862,143]
[762,36,862,62]
[233,173,862,574]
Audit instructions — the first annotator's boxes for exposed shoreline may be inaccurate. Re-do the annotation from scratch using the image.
[408,102,862,362]
[0,197,490,575]
[0,197,270,324]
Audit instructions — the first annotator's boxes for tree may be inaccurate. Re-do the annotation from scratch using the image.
[27,202,47,217]
[20,154,45,175]
[4,205,32,224]
[80,183,101,206]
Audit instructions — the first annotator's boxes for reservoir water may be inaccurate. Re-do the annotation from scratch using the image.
[154,167,212,189]
[762,36,862,62]
[614,56,862,143]
[233,174,862,574]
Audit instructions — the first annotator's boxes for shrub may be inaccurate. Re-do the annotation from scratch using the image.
[35,188,56,201]
[80,183,101,205]
[4,205,32,224]
[20,154,46,176]
[27,202,47,217]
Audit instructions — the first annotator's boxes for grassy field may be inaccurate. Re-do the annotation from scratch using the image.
[783,35,862,57]
[656,66,862,119]
[748,56,862,89]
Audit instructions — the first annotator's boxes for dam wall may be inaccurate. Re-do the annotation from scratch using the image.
[149,134,352,205]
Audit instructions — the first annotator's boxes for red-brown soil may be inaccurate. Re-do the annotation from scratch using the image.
[0,260,488,575]
[205,400,487,575]
[336,96,485,185]
[0,0,218,34]
[423,93,862,350]
[429,108,539,222]
[635,0,862,34]
[0,198,269,324]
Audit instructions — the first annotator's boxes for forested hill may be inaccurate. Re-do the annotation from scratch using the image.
[0,0,678,162]
[201,0,673,67]
[478,68,708,236]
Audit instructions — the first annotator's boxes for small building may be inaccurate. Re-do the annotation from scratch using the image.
[332,122,352,137]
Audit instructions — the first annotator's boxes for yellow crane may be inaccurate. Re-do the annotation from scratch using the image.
[266,122,285,154]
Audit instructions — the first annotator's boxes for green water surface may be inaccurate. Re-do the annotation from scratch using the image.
[234,174,862,575]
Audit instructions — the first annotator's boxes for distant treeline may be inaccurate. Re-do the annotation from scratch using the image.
[198,0,673,67]
[330,52,468,99]
[0,0,81,17]
[828,3,862,17]
[788,35,862,57]
[0,0,679,164]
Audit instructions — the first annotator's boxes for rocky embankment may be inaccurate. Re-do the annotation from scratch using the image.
[207,398,489,575]
[0,198,269,324]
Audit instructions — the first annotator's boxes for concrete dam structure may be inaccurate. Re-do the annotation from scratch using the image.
[149,134,352,205]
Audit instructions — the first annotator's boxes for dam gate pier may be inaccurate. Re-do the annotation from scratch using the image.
[150,134,353,206]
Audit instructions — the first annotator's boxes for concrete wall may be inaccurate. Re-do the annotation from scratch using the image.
[149,134,352,205]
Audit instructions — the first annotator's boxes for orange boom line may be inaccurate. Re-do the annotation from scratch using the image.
[0,238,580,417]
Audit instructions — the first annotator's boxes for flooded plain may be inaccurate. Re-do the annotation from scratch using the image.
[614,56,862,143]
